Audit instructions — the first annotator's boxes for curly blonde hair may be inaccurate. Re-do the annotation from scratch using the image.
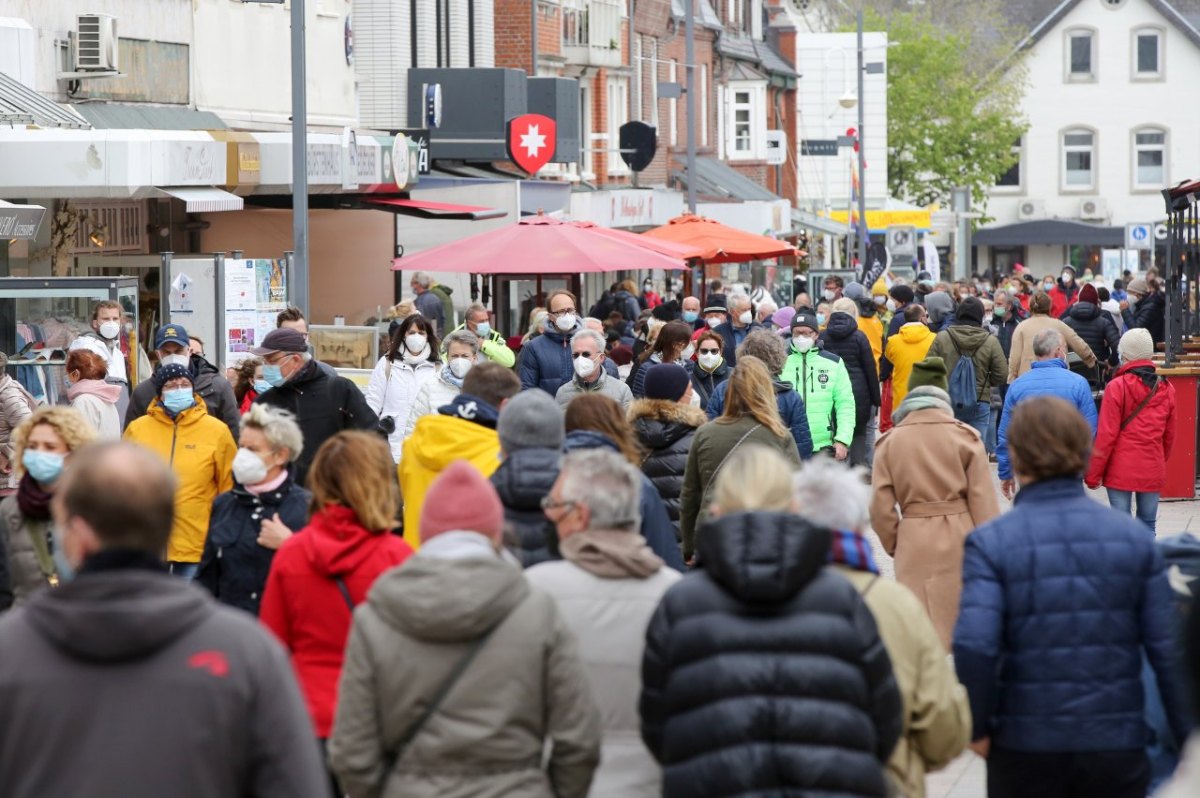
[12,406,97,477]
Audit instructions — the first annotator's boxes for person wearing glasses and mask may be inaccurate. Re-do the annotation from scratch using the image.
[126,324,240,438]
[520,289,589,396]
[452,303,516,368]
[251,328,378,486]
[124,363,236,580]
[556,329,633,413]
[689,330,730,405]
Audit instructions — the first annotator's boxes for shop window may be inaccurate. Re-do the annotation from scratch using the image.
[1065,28,1096,81]
[1062,128,1095,191]
[1133,128,1166,189]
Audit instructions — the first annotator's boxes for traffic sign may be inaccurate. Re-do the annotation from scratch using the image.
[1125,223,1152,250]
[765,130,787,165]
[800,139,839,157]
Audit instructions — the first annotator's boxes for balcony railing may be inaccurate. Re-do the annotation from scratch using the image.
[562,0,623,68]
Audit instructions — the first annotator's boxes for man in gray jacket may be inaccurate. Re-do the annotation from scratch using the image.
[0,441,328,798]
[555,329,632,412]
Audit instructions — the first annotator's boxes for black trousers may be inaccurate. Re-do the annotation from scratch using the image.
[988,747,1149,798]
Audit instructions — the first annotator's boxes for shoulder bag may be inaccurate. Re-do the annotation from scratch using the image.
[1120,377,1161,431]
[698,423,762,509]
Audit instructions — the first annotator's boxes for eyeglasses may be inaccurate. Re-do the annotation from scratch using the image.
[540,496,577,512]
[698,347,720,355]
[548,307,576,317]
[572,351,597,359]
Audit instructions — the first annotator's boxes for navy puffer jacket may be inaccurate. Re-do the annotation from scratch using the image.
[819,311,881,430]
[196,476,312,615]
[954,478,1191,752]
[490,446,561,568]
[640,510,902,797]
[629,398,707,537]
[517,325,577,396]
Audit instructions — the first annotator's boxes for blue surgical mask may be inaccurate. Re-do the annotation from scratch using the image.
[162,388,195,415]
[263,363,287,388]
[816,313,826,326]
[682,310,699,323]
[253,379,273,395]
[23,449,65,485]
[474,322,491,339]
[51,526,76,583]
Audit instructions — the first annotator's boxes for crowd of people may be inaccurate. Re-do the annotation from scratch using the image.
[0,262,1196,798]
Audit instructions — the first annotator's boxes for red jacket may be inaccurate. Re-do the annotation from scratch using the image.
[1049,282,1079,319]
[239,388,258,415]
[260,504,413,738]
[1085,361,1176,493]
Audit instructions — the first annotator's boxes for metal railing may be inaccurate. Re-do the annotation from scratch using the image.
[562,0,623,68]
[1163,180,1200,365]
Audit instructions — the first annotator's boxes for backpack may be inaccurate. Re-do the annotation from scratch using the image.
[947,335,979,422]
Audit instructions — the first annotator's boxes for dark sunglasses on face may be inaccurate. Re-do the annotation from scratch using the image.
[573,351,596,359]
[699,347,720,355]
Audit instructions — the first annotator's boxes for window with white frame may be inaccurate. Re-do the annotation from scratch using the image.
[725,81,766,160]
[580,80,594,179]
[607,76,629,176]
[1062,128,1095,191]
[1133,128,1166,188]
[1133,27,1163,78]
[1065,28,1096,80]
[668,60,678,146]
[650,39,659,130]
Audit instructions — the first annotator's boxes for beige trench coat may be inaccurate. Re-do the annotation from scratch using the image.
[870,407,1001,647]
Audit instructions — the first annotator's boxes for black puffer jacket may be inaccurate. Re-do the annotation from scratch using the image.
[690,359,729,407]
[819,312,881,430]
[195,476,312,615]
[1126,291,1166,344]
[629,399,707,538]
[641,511,902,797]
[1062,300,1121,365]
[490,447,561,568]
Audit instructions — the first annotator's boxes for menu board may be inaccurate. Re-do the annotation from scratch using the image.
[223,258,289,368]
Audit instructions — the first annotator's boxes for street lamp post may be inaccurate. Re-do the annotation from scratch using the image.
[684,0,697,214]
[290,0,309,316]
[855,9,867,272]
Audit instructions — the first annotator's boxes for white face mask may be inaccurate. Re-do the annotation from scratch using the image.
[448,357,473,379]
[404,333,427,354]
[873,295,886,306]
[688,388,702,408]
[554,313,577,332]
[232,447,270,486]
[705,316,722,329]
[822,289,836,301]
[573,354,596,379]
[792,335,814,353]
[737,310,753,325]
[886,298,897,313]
[98,321,121,340]
[160,353,190,369]
[698,352,722,370]
[680,343,695,361]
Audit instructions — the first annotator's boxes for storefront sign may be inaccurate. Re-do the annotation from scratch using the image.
[393,134,411,190]
[399,129,431,175]
[342,128,359,190]
[0,203,46,239]
[164,139,223,185]
[355,138,380,185]
[610,191,655,227]
[306,142,343,184]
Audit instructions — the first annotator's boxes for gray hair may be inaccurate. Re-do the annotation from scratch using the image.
[411,271,433,288]
[736,329,788,375]
[571,328,606,353]
[791,457,870,531]
[1032,328,1064,358]
[442,329,481,356]
[582,317,604,332]
[559,449,642,530]
[729,294,753,314]
[241,403,304,463]
[465,303,489,323]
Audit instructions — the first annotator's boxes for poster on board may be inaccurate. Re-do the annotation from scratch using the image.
[223,259,289,368]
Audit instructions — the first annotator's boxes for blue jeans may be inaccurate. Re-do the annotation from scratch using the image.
[1106,489,1160,533]
[985,404,1000,454]
[168,561,200,580]
[965,401,991,450]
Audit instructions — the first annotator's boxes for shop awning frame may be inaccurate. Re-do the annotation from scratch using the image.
[0,70,90,129]
[154,186,244,213]
[973,219,1125,247]
[365,197,508,221]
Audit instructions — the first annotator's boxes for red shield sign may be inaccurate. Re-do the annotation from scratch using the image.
[507,114,557,174]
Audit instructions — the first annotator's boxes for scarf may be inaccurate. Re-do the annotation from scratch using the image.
[402,346,432,366]
[559,528,663,579]
[17,473,53,520]
[892,386,953,425]
[67,379,122,404]
[245,469,289,496]
[827,528,879,574]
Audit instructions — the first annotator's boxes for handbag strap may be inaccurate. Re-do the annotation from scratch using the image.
[1120,377,1161,431]
[333,576,356,612]
[701,423,761,504]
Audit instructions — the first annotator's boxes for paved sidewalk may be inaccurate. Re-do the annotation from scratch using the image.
[862,468,1199,798]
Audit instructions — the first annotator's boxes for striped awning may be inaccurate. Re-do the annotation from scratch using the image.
[0,71,90,129]
[155,186,244,213]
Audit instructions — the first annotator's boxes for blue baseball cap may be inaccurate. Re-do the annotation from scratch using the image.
[155,324,189,349]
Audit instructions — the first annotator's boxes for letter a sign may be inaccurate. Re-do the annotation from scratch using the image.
[507,113,557,175]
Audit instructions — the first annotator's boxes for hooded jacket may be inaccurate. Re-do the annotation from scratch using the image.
[519,324,580,396]
[0,566,329,798]
[491,446,562,567]
[820,312,882,431]
[430,282,455,330]
[923,291,955,329]
[195,475,312,615]
[414,289,445,334]
[1049,278,1080,318]
[259,504,413,738]
[1128,290,1166,344]
[365,355,438,461]
[1062,300,1121,366]
[128,353,240,439]
[705,378,813,460]
[68,379,122,439]
[561,430,685,571]
[997,360,1098,480]
[1085,360,1176,493]
[123,398,237,563]
[399,394,503,549]
[630,399,708,535]
[254,358,380,484]
[640,511,903,797]
[329,545,602,798]
[927,324,1008,402]
[884,323,936,410]
[781,342,857,451]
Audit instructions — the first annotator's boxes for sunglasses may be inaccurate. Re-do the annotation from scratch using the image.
[573,351,597,359]
[698,348,720,355]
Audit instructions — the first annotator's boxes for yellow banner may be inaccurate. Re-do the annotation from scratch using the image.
[824,209,932,230]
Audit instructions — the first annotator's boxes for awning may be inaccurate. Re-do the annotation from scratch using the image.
[824,208,932,233]
[71,103,227,130]
[0,70,89,129]
[155,186,244,213]
[365,197,507,221]
[792,208,848,237]
[973,219,1124,247]
[672,156,782,203]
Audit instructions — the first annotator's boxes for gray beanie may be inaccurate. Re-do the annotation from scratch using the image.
[498,390,565,453]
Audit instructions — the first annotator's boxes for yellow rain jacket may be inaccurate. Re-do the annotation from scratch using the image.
[398,413,501,549]
[859,313,885,373]
[124,396,236,563]
[884,322,936,411]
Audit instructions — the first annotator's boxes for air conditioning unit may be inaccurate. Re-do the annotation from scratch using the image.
[1017,199,1045,221]
[1079,198,1107,220]
[75,14,118,72]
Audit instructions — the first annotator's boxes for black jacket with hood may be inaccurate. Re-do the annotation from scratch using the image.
[0,558,329,798]
[629,399,708,536]
[819,311,881,430]
[1125,290,1166,344]
[640,511,903,797]
[491,446,562,568]
[1062,300,1121,366]
[127,353,240,438]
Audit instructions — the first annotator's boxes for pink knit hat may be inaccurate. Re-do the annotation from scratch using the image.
[419,461,505,543]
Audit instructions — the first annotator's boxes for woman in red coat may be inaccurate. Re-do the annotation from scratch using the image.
[260,430,413,745]
[1085,328,1175,532]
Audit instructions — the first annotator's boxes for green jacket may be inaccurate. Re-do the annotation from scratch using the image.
[430,283,455,329]
[781,345,856,451]
[451,322,517,369]
[927,325,1007,402]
